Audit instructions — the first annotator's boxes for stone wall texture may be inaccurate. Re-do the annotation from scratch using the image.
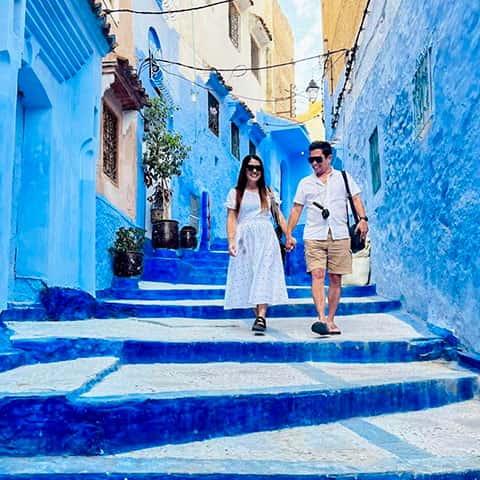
[324,0,480,352]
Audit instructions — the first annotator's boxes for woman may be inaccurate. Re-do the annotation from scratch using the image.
[224,154,288,332]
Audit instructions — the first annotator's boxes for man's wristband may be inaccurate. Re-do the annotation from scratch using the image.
[359,216,368,222]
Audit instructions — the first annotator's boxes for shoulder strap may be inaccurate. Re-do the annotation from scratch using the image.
[267,187,280,224]
[341,170,360,224]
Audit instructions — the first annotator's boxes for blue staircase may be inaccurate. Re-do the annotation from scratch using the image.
[0,247,479,478]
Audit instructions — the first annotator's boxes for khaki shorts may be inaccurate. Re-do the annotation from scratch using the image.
[304,231,352,275]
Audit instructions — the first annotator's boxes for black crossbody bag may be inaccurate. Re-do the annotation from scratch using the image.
[341,171,365,253]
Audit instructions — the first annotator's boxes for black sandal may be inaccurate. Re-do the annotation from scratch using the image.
[252,316,267,332]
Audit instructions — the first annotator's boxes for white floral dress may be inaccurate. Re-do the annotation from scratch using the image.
[223,188,288,309]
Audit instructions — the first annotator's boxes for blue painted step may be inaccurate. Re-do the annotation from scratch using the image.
[0,374,475,456]
[11,337,447,365]
[0,466,479,479]
[0,350,27,373]
[98,284,377,301]
[95,297,401,319]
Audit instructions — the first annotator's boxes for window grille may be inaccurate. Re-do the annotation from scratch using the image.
[231,122,240,160]
[249,140,256,156]
[102,103,118,182]
[251,37,260,80]
[229,3,240,48]
[369,127,381,194]
[413,48,433,135]
[208,92,219,136]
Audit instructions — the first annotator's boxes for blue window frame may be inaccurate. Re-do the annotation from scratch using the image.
[413,47,433,135]
[369,127,381,195]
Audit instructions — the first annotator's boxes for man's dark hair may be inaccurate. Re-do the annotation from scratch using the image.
[309,140,332,157]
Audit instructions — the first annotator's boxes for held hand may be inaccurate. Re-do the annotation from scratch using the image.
[228,243,237,257]
[286,235,297,252]
[355,219,369,240]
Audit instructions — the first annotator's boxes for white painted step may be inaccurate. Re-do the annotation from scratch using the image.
[7,313,428,343]
[0,357,118,396]
[80,360,473,399]
[0,356,472,400]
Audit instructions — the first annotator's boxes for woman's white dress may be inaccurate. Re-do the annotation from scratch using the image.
[224,188,288,309]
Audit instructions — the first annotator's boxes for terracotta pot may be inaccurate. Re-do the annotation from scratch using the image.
[152,220,179,249]
[113,251,143,277]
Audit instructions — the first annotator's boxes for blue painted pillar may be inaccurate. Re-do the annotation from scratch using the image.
[200,191,210,250]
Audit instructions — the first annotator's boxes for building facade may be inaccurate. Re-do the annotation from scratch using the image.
[262,0,295,118]
[322,0,480,353]
[0,0,113,310]
[95,0,149,291]
[134,0,309,246]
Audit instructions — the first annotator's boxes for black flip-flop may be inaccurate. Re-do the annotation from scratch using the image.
[311,321,341,335]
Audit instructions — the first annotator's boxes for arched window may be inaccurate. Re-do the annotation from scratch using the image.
[148,28,163,89]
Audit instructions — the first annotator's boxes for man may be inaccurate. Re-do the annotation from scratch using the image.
[286,141,368,335]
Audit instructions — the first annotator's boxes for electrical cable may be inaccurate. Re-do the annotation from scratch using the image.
[104,0,233,16]
[153,48,350,73]
[331,0,372,128]
[157,64,292,103]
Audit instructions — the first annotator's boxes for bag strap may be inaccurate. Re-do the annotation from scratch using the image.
[267,187,280,225]
[341,170,360,224]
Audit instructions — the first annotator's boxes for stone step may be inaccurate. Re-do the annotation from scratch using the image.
[95,295,401,319]
[12,399,480,479]
[7,314,446,364]
[0,357,476,456]
[0,349,27,373]
[3,399,478,478]
[99,281,377,301]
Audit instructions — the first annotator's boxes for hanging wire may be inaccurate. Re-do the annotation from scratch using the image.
[104,0,233,16]
[151,48,350,74]
[331,0,372,128]
[157,63,293,103]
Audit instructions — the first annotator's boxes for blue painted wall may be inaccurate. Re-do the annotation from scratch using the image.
[324,1,480,353]
[96,195,138,291]
[0,1,112,309]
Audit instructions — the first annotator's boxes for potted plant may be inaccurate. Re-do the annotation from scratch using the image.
[142,93,190,249]
[109,226,146,277]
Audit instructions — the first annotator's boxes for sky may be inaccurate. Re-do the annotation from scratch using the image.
[277,0,324,114]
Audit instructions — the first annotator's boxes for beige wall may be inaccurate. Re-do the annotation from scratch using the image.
[322,0,368,93]
[263,0,295,118]
[97,0,139,221]
[164,0,293,115]
[296,100,325,140]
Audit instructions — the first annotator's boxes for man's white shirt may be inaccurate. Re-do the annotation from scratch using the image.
[293,169,361,240]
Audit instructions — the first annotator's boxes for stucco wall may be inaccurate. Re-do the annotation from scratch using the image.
[322,0,368,94]
[263,0,295,118]
[0,1,110,307]
[96,195,137,291]
[97,0,140,223]
[324,0,480,352]
[163,0,269,114]
[96,89,138,221]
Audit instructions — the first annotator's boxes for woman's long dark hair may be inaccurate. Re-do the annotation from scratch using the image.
[235,154,268,211]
